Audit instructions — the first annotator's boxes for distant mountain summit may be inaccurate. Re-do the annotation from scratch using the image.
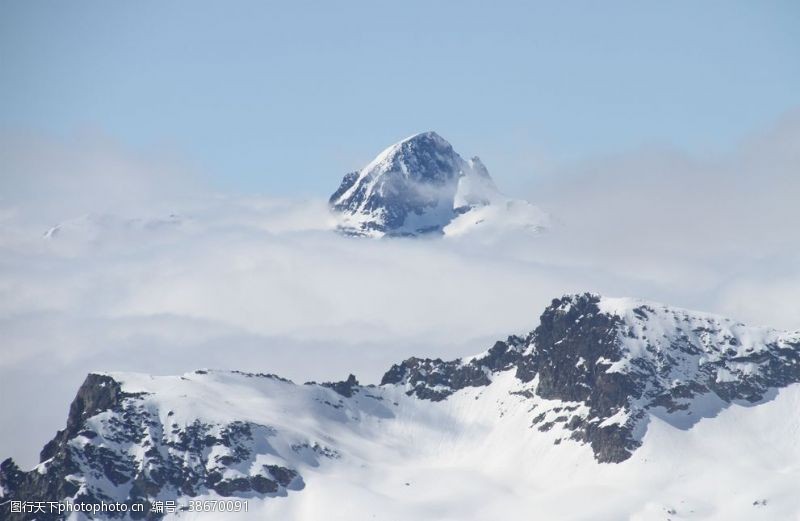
[329,132,548,237]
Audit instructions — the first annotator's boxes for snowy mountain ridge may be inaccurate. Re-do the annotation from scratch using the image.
[329,131,548,237]
[2,293,800,520]
[382,293,800,461]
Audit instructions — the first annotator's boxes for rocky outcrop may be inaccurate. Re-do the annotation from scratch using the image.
[381,337,527,400]
[381,293,800,462]
[319,374,360,398]
[0,375,304,520]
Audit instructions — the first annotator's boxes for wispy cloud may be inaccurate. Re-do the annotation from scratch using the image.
[1,111,799,467]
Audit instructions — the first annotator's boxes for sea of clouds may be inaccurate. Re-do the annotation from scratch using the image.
[1,111,799,467]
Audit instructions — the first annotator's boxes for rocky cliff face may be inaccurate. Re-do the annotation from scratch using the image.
[0,372,308,521]
[382,293,800,462]
[3,294,799,519]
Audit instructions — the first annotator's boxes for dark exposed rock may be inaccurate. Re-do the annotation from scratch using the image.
[265,465,298,487]
[0,375,304,520]
[380,337,528,401]
[251,475,278,494]
[0,458,24,495]
[39,374,134,463]
[529,294,643,462]
[319,374,360,397]
[329,171,359,206]
[229,370,293,383]
[213,477,251,497]
[290,442,340,460]
[380,292,800,463]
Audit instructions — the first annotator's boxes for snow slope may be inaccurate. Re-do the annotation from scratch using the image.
[2,293,800,520]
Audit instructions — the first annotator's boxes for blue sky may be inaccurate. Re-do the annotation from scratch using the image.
[1,0,798,196]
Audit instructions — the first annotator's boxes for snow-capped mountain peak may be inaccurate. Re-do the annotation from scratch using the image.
[329,132,548,237]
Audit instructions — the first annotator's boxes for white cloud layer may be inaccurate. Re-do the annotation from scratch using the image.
[1,112,799,467]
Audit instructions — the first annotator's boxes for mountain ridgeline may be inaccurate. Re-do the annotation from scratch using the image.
[2,293,799,520]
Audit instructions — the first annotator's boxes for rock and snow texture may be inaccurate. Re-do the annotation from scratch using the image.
[382,293,800,462]
[3,294,800,520]
[329,131,548,237]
